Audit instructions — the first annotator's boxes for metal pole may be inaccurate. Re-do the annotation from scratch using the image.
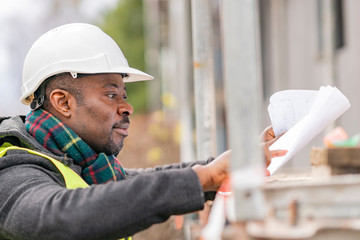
[319,0,337,86]
[168,2,196,239]
[270,0,288,91]
[221,0,265,220]
[143,0,162,111]
[168,0,195,164]
[319,0,337,130]
[191,0,217,160]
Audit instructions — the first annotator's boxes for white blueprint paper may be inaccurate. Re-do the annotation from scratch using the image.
[267,86,351,175]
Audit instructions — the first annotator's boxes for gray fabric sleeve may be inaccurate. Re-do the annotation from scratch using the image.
[0,158,205,240]
[124,157,217,201]
[124,157,215,176]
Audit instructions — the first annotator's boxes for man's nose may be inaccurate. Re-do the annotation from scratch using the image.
[118,101,134,116]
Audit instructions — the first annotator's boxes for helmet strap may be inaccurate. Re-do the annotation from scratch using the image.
[30,96,45,110]
[30,81,46,110]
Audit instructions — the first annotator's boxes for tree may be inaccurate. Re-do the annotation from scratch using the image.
[101,0,148,113]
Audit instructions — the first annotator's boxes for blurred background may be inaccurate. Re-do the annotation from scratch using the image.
[1,0,360,239]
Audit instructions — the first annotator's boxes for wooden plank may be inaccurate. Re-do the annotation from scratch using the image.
[311,147,360,176]
[311,147,360,167]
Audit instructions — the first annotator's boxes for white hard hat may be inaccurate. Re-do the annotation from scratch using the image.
[21,23,154,105]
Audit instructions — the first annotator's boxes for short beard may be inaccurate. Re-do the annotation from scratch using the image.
[104,116,129,156]
[104,136,124,156]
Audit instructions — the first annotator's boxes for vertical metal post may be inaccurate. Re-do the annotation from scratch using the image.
[169,2,196,239]
[318,0,337,129]
[270,0,288,91]
[318,0,336,86]
[143,0,162,111]
[191,0,217,160]
[221,0,264,220]
[168,0,195,164]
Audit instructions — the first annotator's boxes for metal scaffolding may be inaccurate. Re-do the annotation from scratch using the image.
[221,0,265,221]
[143,0,360,239]
[191,0,217,160]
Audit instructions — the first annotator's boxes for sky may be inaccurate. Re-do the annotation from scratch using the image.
[0,0,119,116]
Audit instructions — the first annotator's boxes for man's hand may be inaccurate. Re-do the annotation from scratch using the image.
[260,126,287,167]
[193,126,287,191]
[192,150,231,192]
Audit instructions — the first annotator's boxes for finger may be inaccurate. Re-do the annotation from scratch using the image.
[262,143,271,166]
[267,127,275,139]
[266,137,277,147]
[215,149,232,160]
[211,150,231,167]
[265,131,286,147]
[260,125,273,142]
[263,126,275,142]
[271,149,288,158]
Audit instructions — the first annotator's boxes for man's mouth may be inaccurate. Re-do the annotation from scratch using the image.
[113,123,129,136]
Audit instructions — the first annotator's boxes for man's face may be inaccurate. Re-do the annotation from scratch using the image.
[68,73,133,155]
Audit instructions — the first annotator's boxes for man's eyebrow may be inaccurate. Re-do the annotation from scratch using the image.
[103,83,123,89]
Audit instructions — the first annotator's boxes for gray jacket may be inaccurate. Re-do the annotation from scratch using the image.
[0,116,214,240]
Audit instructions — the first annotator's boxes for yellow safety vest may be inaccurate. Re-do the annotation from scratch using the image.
[0,142,132,240]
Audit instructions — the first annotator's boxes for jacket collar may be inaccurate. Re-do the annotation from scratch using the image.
[0,116,78,170]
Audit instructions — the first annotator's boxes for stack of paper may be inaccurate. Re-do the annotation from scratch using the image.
[267,86,351,175]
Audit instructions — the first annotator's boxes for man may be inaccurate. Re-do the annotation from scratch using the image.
[0,23,280,240]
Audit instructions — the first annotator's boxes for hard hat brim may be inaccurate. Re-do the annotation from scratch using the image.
[119,66,154,83]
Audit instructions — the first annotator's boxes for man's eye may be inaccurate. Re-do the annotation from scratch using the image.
[107,94,116,98]
[123,95,128,100]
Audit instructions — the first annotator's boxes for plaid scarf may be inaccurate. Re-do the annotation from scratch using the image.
[25,109,126,185]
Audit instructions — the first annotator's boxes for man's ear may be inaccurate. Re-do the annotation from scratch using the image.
[48,89,75,118]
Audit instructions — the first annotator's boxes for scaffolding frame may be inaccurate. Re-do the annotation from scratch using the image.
[143,0,360,239]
